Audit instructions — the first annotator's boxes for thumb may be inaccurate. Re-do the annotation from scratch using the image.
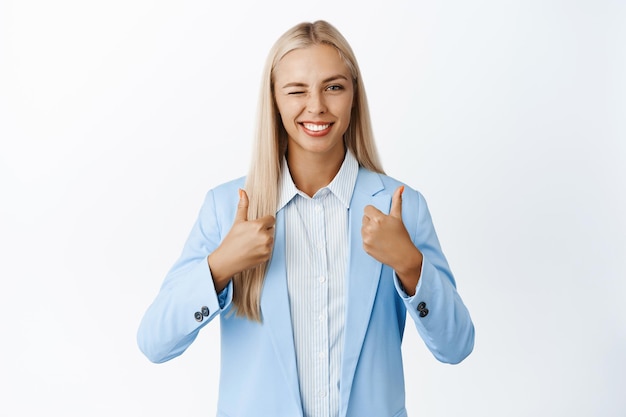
[235,188,249,222]
[389,185,404,219]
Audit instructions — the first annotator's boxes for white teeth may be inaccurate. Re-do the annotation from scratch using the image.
[303,123,330,131]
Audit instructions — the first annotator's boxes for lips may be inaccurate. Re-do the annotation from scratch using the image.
[299,122,333,136]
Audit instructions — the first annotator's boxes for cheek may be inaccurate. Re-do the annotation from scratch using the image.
[275,98,298,120]
[277,106,298,134]
[340,97,354,121]
[279,108,296,128]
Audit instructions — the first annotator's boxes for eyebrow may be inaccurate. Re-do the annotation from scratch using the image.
[281,74,349,89]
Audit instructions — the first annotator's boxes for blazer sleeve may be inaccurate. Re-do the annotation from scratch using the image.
[393,189,475,364]
[137,188,234,364]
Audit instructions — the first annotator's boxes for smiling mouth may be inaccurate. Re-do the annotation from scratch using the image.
[301,122,332,132]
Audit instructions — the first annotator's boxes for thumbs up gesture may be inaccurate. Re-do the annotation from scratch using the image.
[361,186,423,294]
[208,189,275,291]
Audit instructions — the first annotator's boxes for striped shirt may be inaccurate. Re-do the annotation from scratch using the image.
[277,150,359,417]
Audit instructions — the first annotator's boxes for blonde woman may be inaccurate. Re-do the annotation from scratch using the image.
[138,20,474,417]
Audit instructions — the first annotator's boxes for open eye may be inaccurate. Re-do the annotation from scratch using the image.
[326,84,344,91]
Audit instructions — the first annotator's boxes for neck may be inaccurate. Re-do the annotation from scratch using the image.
[286,146,346,197]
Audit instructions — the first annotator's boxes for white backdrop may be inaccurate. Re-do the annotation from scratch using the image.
[1,1,625,416]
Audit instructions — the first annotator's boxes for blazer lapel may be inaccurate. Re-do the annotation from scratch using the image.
[260,209,303,415]
[340,168,390,413]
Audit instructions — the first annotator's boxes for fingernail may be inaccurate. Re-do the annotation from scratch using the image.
[399,185,405,196]
[238,188,243,199]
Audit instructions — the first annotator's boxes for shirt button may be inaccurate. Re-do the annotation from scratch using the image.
[318,351,326,359]
[315,205,322,212]
[318,275,326,283]
[318,390,327,398]
[318,314,325,322]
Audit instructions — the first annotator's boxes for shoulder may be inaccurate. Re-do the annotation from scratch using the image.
[207,176,246,201]
[190,177,246,234]
[197,176,245,219]
[359,168,427,207]
[364,170,435,238]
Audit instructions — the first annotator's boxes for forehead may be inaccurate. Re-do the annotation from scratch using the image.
[274,44,351,82]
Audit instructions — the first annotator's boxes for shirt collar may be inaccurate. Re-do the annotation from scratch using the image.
[277,149,359,212]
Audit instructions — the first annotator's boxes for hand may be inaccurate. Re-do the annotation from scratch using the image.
[208,189,275,291]
[361,186,423,294]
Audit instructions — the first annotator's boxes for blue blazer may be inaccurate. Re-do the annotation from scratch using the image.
[137,167,474,417]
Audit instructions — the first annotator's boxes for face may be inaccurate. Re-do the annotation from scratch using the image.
[273,44,354,161]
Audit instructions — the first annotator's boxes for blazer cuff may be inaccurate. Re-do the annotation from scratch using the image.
[393,257,441,319]
[217,280,234,310]
[185,259,226,323]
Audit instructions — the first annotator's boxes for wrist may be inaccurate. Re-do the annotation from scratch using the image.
[395,248,423,296]
[207,252,234,293]
[395,247,423,277]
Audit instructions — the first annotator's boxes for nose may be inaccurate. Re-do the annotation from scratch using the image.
[306,91,326,114]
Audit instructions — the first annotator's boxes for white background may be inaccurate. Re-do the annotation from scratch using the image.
[1,1,625,416]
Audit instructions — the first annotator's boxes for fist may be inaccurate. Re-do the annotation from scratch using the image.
[208,189,275,287]
[361,186,422,285]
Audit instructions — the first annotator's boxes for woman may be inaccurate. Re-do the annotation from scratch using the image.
[138,20,474,417]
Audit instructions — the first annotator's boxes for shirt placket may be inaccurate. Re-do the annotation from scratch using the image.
[312,193,330,416]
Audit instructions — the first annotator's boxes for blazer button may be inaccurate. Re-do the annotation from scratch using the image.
[417,301,428,317]
[201,306,210,317]
[194,311,203,322]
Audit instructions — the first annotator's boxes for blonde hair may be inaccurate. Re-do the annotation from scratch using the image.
[232,20,384,321]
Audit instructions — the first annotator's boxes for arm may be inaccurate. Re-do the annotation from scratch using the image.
[137,185,275,363]
[362,185,474,364]
[396,188,474,364]
[137,189,232,363]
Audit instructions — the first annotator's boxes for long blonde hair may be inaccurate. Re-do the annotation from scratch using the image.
[232,20,384,321]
